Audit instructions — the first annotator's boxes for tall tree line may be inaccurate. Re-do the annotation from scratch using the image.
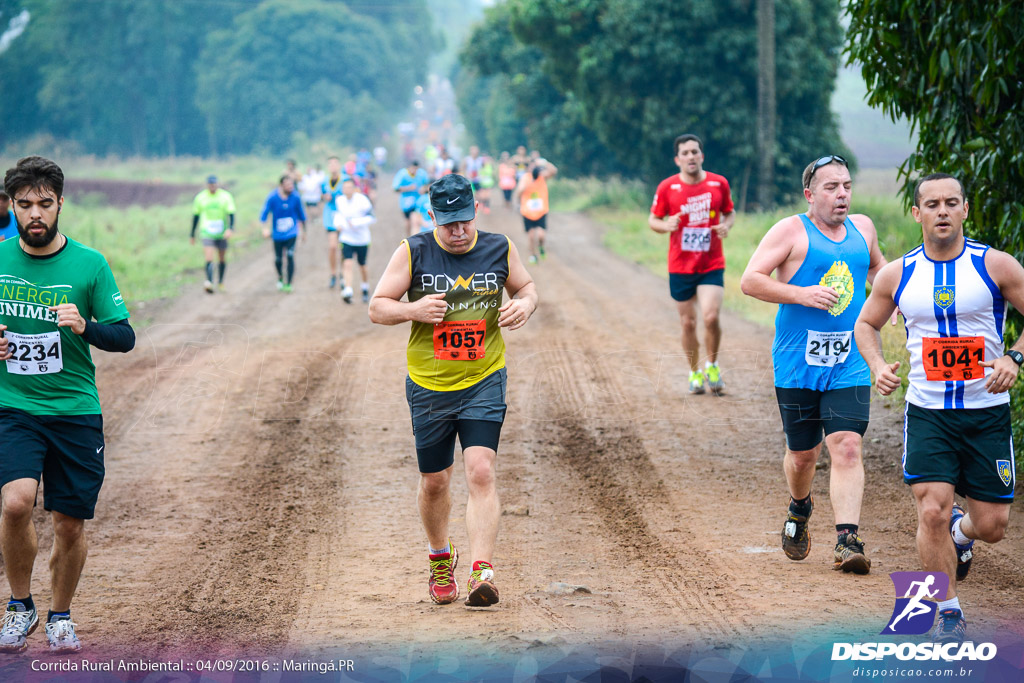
[0,0,437,157]
[456,0,850,205]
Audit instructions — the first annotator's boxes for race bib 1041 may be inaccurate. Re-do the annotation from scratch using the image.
[805,330,852,367]
[922,336,984,381]
[5,330,63,375]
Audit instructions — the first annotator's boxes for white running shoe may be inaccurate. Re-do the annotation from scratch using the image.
[45,618,81,654]
[203,279,214,293]
[0,604,38,653]
[342,286,353,304]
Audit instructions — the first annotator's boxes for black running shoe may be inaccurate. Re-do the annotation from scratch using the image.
[782,499,813,561]
[833,532,871,574]
[950,502,974,582]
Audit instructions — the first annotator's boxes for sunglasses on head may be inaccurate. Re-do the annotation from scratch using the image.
[805,155,848,187]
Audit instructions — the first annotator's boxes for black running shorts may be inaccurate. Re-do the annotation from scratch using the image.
[669,269,724,302]
[406,368,506,473]
[774,385,870,452]
[341,243,368,265]
[903,402,1015,503]
[0,407,105,519]
[523,215,547,232]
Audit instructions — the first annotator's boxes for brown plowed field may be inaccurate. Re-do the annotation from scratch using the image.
[2,182,1022,670]
[64,179,200,207]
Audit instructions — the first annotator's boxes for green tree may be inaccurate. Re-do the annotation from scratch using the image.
[499,0,849,201]
[198,0,431,155]
[846,0,1024,463]
[845,0,1023,255]
[456,1,627,177]
[0,0,238,156]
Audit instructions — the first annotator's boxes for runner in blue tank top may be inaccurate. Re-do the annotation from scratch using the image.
[741,156,889,576]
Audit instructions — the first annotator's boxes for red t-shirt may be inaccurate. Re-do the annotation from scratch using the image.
[651,171,734,274]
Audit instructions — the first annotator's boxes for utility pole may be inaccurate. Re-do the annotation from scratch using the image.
[757,0,776,210]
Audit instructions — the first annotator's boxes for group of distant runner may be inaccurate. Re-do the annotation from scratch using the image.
[0,128,1018,655]
[189,153,379,303]
[392,144,557,266]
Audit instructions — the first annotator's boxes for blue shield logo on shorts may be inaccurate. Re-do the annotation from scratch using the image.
[996,459,1012,487]
[881,571,948,635]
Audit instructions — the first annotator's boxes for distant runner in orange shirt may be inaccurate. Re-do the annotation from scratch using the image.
[514,160,558,264]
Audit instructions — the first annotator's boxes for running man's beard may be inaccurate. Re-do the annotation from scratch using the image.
[17,215,60,247]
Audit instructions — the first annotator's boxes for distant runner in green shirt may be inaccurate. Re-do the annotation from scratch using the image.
[191,175,236,293]
[0,156,135,655]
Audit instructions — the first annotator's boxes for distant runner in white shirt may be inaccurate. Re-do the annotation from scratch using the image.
[334,178,376,304]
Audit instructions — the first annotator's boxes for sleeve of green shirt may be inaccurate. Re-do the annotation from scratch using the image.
[91,259,130,324]
[225,191,236,214]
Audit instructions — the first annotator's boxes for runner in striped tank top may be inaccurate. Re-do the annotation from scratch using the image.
[856,173,1024,644]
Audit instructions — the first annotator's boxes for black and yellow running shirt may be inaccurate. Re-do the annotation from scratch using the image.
[405,229,510,391]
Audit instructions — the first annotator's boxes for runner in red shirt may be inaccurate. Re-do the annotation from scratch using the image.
[649,134,735,395]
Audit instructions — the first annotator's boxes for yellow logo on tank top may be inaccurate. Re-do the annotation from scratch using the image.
[820,261,854,317]
[934,286,955,309]
[450,274,475,291]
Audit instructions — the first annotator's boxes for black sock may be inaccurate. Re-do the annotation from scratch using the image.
[218,262,226,283]
[789,495,812,516]
[205,261,214,282]
[836,524,858,538]
[48,609,70,622]
[9,594,34,612]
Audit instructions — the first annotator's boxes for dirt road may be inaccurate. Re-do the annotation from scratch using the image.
[2,182,1022,668]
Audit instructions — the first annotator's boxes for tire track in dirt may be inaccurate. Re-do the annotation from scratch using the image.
[524,332,747,642]
[90,330,355,656]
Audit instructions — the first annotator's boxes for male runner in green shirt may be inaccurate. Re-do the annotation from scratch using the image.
[191,175,236,293]
[0,156,135,654]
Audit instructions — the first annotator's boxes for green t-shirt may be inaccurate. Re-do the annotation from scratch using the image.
[193,188,236,239]
[0,237,130,415]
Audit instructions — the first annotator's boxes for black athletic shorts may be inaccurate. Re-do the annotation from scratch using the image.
[0,407,105,519]
[669,269,724,302]
[523,215,547,232]
[903,402,1015,503]
[402,207,416,219]
[406,368,506,473]
[341,243,368,265]
[774,385,871,452]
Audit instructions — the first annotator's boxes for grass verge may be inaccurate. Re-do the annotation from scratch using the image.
[0,155,285,319]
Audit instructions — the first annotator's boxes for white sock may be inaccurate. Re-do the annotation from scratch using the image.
[361,282,369,291]
[952,517,972,546]
[429,542,450,556]
[937,597,961,613]
[706,361,718,369]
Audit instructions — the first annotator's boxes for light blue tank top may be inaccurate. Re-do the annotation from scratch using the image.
[772,214,871,390]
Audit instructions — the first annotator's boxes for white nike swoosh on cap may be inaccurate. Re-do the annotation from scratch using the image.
[446,196,460,204]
